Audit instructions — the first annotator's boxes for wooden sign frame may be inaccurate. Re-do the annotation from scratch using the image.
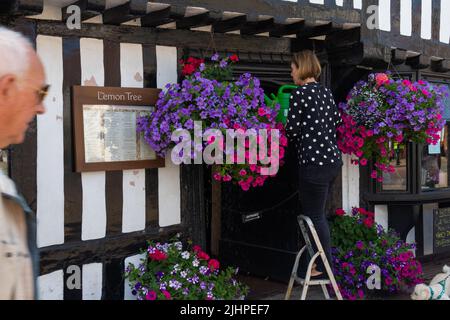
[72,86,165,172]
[433,207,450,254]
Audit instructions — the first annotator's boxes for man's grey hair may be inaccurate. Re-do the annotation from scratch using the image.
[0,27,32,80]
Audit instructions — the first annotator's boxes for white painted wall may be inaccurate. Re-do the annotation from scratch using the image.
[440,0,450,44]
[400,0,412,36]
[423,203,438,256]
[341,154,360,213]
[421,0,432,39]
[38,270,64,300]
[36,35,65,248]
[156,46,182,227]
[82,263,103,300]
[124,254,146,300]
[378,0,391,32]
[120,43,147,233]
[80,38,107,241]
[374,205,388,231]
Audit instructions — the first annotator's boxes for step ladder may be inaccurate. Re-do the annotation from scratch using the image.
[285,215,343,300]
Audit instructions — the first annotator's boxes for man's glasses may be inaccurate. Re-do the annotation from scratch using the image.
[33,84,50,103]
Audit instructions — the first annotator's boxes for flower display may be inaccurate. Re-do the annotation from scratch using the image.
[337,73,449,181]
[124,237,249,300]
[330,208,424,300]
[137,53,287,190]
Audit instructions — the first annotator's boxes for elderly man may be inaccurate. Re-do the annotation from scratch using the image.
[0,27,47,299]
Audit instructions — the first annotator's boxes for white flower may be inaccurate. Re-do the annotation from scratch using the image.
[192,259,200,267]
[174,242,183,251]
[181,251,190,259]
[180,271,188,278]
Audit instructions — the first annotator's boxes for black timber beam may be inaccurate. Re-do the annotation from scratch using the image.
[212,14,247,33]
[140,5,185,28]
[102,0,148,25]
[36,19,291,54]
[62,0,105,22]
[296,22,333,40]
[156,0,361,25]
[390,48,408,65]
[430,59,450,73]
[240,16,274,36]
[0,0,43,16]
[405,53,430,70]
[269,19,305,37]
[176,10,223,30]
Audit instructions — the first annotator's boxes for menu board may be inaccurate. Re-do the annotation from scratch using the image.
[83,105,156,163]
[433,207,450,254]
[72,86,165,172]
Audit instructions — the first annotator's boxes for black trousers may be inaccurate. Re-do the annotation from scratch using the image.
[298,163,342,274]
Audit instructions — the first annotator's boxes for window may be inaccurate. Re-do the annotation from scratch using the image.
[382,142,408,191]
[421,82,450,191]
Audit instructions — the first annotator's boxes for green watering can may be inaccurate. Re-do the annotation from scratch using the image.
[264,84,298,125]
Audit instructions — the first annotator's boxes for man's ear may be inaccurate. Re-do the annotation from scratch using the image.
[0,74,18,104]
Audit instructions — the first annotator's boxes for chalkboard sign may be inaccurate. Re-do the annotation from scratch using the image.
[433,207,450,254]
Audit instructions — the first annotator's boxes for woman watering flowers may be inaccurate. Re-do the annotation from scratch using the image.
[286,50,343,278]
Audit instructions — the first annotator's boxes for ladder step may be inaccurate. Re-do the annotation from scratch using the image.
[294,277,331,285]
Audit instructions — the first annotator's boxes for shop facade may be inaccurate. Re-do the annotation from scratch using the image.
[0,0,449,299]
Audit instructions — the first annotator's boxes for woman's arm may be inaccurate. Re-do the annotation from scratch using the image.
[285,90,302,140]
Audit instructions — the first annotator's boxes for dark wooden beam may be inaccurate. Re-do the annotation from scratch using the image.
[240,16,274,36]
[325,26,361,49]
[102,0,148,25]
[212,14,247,33]
[391,48,408,65]
[36,19,291,54]
[40,225,184,275]
[327,42,365,66]
[0,0,43,16]
[62,0,106,22]
[269,19,305,37]
[155,0,361,25]
[405,53,430,69]
[296,22,333,40]
[176,10,222,30]
[430,59,450,73]
[140,5,185,28]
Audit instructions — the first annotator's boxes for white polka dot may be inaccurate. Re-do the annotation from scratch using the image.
[318,132,322,135]
[312,89,315,93]
[313,139,317,142]
[307,115,311,119]
[319,162,323,165]
[312,158,315,161]
[312,108,315,112]
[308,96,312,100]
[325,136,329,140]
[305,134,309,137]
[316,150,320,154]
[294,102,298,107]
[291,114,296,118]
[308,146,312,149]
[296,91,300,94]
[303,122,307,125]
[310,127,314,131]
[331,159,334,163]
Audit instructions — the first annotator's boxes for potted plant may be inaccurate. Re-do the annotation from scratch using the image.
[337,73,449,181]
[137,53,288,191]
[330,208,424,300]
[124,237,249,300]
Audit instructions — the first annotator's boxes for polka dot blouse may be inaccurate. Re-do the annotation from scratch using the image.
[286,82,343,167]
